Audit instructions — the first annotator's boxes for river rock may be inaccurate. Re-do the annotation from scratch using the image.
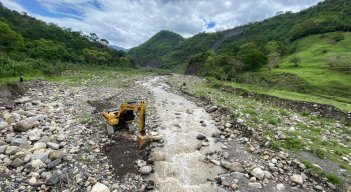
[47,158,62,168]
[139,165,152,175]
[0,121,9,129]
[0,145,7,154]
[56,134,66,142]
[10,138,25,146]
[290,174,303,185]
[230,162,244,172]
[33,142,46,150]
[231,172,245,179]
[248,182,262,188]
[28,130,41,141]
[14,119,35,132]
[206,106,218,113]
[264,171,273,179]
[31,159,45,170]
[48,150,64,160]
[11,158,24,167]
[217,188,227,192]
[5,146,19,155]
[221,161,231,169]
[45,175,60,186]
[196,134,206,140]
[15,97,31,104]
[47,142,60,150]
[277,183,285,191]
[28,177,37,186]
[250,167,265,180]
[13,151,27,159]
[91,182,110,192]
[33,152,48,162]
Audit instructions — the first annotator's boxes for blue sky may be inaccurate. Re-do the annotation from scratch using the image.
[13,0,84,19]
[2,0,322,48]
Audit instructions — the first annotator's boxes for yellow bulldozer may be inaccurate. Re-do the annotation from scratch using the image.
[102,101,147,147]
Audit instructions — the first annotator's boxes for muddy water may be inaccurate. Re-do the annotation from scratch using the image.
[143,77,224,192]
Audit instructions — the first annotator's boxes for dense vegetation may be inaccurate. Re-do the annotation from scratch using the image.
[128,30,184,68]
[0,5,133,77]
[129,0,351,75]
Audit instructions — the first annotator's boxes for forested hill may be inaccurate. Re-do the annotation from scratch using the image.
[128,30,184,68]
[0,4,133,77]
[128,0,351,74]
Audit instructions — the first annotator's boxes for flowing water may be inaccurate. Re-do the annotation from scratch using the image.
[143,77,224,192]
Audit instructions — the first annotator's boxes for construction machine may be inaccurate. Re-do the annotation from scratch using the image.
[102,101,147,148]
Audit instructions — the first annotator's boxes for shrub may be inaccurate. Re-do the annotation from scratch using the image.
[312,148,326,159]
[290,56,302,67]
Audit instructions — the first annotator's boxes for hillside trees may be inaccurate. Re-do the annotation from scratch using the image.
[0,5,134,77]
[237,43,267,71]
[0,21,24,51]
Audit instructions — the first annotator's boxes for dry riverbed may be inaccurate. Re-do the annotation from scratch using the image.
[0,73,349,192]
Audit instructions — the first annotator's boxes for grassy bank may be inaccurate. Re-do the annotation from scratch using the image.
[165,74,351,185]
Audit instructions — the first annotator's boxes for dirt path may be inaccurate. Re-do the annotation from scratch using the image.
[142,77,224,192]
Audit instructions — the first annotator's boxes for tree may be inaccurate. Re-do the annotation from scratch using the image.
[238,43,267,71]
[290,56,302,67]
[0,21,24,50]
[268,52,281,70]
[265,41,279,54]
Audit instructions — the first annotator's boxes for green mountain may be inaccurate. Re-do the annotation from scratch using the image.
[0,5,132,77]
[128,0,351,73]
[128,30,184,68]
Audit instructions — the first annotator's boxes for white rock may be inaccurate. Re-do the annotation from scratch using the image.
[15,97,31,104]
[290,174,303,185]
[0,145,8,154]
[250,167,265,180]
[31,159,45,170]
[28,177,37,186]
[139,166,152,175]
[248,182,262,188]
[28,130,41,141]
[264,171,272,179]
[91,182,110,192]
[276,183,285,192]
[47,142,60,150]
[0,121,9,129]
[271,158,277,164]
[69,146,79,154]
[32,142,46,150]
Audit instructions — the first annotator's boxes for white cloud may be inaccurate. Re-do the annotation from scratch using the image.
[2,0,321,48]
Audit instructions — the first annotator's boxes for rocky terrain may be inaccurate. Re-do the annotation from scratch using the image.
[0,74,350,192]
[0,75,159,192]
